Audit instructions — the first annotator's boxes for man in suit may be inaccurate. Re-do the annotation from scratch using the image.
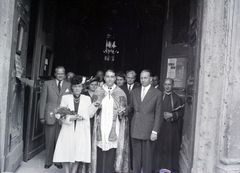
[120,70,140,169]
[152,75,161,90]
[120,70,140,104]
[39,66,71,169]
[128,69,162,173]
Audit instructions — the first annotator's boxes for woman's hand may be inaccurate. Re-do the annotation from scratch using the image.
[76,115,84,121]
[68,115,77,121]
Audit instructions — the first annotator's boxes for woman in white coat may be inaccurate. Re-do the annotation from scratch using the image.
[53,75,97,173]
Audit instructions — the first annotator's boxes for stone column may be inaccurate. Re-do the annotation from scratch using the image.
[192,0,240,172]
[0,0,15,172]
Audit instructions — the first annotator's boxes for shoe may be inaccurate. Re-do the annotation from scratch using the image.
[54,163,63,169]
[44,164,52,169]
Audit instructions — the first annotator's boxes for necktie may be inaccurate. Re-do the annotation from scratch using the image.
[141,87,146,101]
[58,80,61,93]
[128,85,131,93]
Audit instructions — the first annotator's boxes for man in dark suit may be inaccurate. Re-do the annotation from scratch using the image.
[128,69,162,173]
[120,70,140,105]
[120,70,140,169]
[39,66,71,169]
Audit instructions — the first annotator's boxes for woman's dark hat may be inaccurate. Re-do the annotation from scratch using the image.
[88,76,100,83]
[84,76,99,87]
[70,75,89,85]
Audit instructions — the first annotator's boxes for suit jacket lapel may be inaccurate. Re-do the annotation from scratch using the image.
[139,87,155,109]
[136,88,142,106]
[51,80,59,95]
[60,80,68,96]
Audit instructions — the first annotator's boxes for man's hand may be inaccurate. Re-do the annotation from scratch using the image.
[40,119,45,124]
[164,112,173,121]
[93,101,102,108]
[150,132,157,141]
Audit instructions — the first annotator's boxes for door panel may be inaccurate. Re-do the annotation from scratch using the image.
[23,0,56,161]
[160,0,190,93]
[160,0,192,172]
[179,0,199,172]
[4,0,31,171]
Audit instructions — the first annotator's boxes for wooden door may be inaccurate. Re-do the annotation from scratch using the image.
[160,0,191,171]
[179,0,200,172]
[4,0,31,171]
[23,0,56,161]
[160,0,190,94]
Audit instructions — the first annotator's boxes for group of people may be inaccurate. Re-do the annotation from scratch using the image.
[39,66,184,173]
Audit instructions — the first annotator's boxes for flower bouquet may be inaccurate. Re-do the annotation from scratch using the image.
[50,106,84,120]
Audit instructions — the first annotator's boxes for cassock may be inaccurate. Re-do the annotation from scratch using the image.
[153,91,184,172]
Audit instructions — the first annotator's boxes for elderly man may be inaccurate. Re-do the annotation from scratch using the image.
[91,70,129,173]
[128,69,162,173]
[153,78,184,173]
[39,66,71,169]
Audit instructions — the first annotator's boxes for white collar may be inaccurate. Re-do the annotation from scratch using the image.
[142,84,151,91]
[103,83,116,92]
[164,91,172,95]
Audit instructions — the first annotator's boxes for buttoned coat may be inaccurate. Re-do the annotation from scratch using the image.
[129,86,162,140]
[39,79,71,125]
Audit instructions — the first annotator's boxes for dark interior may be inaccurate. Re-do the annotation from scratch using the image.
[51,0,165,78]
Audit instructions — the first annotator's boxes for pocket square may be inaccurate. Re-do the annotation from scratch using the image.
[65,88,69,92]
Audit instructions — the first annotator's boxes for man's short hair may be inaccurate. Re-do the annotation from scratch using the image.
[126,70,137,77]
[141,69,152,77]
[105,69,116,76]
[164,78,174,85]
[55,66,65,73]
[116,71,125,79]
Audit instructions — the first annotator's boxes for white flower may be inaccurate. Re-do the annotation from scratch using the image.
[55,114,61,119]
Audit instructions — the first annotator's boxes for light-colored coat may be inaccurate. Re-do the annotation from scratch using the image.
[53,94,97,163]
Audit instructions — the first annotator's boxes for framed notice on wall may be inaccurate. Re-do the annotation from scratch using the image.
[166,58,187,88]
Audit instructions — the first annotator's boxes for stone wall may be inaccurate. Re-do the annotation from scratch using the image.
[192,0,240,172]
[0,0,15,172]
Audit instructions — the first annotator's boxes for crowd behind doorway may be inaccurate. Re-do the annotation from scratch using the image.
[38,66,184,173]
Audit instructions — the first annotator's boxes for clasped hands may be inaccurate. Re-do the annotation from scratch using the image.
[164,112,173,122]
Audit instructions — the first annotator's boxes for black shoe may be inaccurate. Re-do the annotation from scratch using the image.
[44,164,52,169]
[54,163,63,169]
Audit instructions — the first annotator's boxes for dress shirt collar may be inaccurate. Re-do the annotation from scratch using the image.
[56,79,63,87]
[127,83,134,89]
[164,91,172,95]
[141,84,151,93]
